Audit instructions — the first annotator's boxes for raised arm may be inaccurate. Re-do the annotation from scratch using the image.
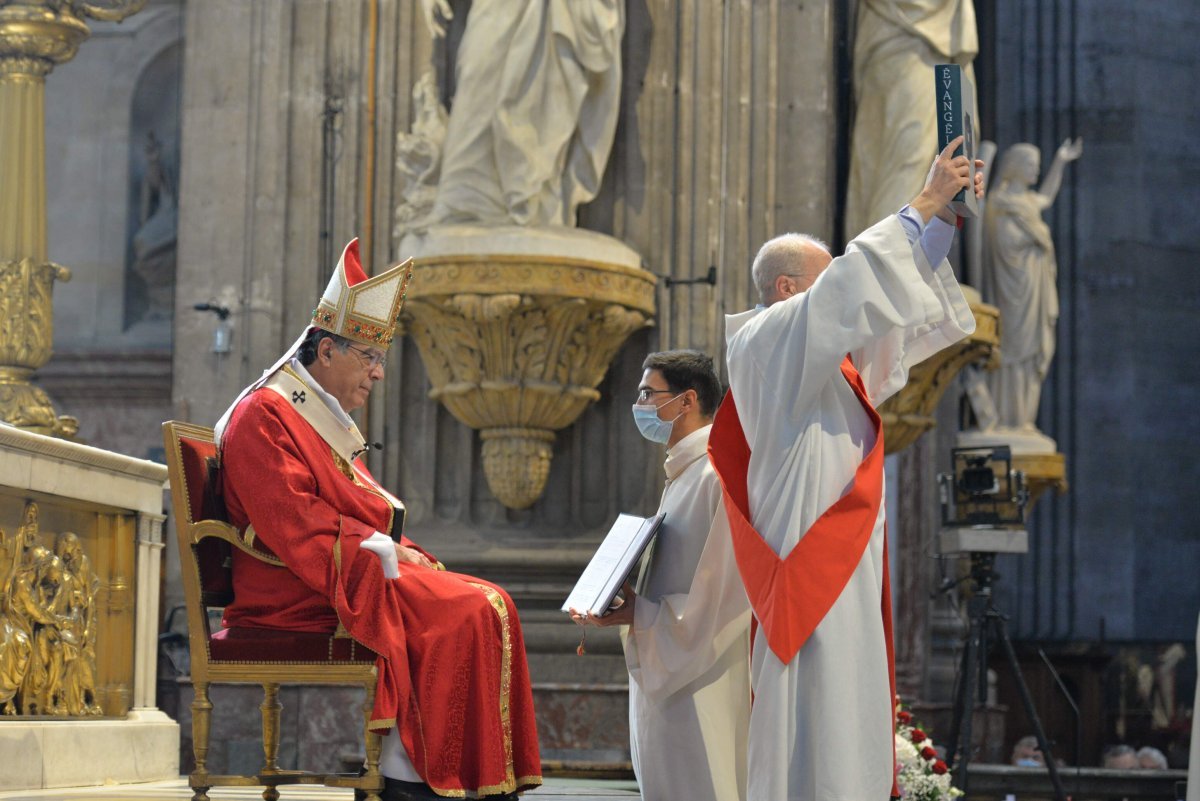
[911,134,985,224]
[1036,137,1083,209]
[735,139,979,419]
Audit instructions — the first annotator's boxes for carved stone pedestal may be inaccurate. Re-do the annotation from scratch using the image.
[400,225,655,510]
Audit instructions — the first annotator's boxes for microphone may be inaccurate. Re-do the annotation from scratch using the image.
[371,442,384,450]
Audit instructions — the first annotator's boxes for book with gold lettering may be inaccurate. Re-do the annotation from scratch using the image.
[935,63,980,218]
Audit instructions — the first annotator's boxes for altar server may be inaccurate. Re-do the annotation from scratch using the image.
[709,137,983,801]
[575,350,751,801]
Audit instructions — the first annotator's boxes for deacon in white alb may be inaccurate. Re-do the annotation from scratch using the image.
[574,350,752,801]
[708,136,984,801]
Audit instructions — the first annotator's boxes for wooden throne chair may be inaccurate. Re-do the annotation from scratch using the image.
[163,420,384,801]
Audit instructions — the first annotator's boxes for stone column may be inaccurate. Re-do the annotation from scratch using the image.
[133,510,167,710]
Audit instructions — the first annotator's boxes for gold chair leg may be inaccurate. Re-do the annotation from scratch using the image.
[260,682,282,801]
[260,682,282,773]
[191,681,212,801]
[362,680,383,801]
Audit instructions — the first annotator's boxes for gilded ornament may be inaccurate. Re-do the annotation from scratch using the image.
[877,299,1000,454]
[0,4,92,71]
[0,259,77,436]
[0,0,145,438]
[404,254,655,509]
[0,502,103,716]
[1011,452,1068,512]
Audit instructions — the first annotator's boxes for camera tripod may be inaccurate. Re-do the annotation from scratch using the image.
[943,551,1066,801]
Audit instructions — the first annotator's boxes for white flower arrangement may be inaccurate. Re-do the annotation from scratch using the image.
[894,698,964,801]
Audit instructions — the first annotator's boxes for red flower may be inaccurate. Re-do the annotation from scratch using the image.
[921,746,937,760]
[897,710,913,724]
[910,728,927,744]
[932,760,948,775]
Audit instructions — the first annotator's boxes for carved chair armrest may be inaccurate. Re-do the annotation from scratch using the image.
[190,519,286,567]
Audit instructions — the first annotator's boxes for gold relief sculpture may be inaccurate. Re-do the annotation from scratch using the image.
[878,299,1000,454]
[0,0,145,437]
[0,501,103,716]
[405,255,656,509]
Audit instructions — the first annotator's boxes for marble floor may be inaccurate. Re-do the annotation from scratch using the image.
[0,779,641,801]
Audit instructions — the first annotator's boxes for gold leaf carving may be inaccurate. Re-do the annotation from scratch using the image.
[0,260,76,437]
[0,502,103,716]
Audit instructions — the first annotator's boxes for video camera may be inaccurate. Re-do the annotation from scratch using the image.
[936,445,1029,554]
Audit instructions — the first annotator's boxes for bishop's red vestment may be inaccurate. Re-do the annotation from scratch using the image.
[220,386,542,797]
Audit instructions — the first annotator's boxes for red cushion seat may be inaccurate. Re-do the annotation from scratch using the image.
[210,626,377,664]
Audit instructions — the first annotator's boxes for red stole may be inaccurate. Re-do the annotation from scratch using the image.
[709,357,898,791]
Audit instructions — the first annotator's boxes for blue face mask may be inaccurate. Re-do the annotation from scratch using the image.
[631,394,684,444]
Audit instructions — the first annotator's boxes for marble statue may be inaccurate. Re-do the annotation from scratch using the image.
[414,0,624,228]
[846,0,978,239]
[393,72,449,239]
[131,131,178,321]
[980,138,1082,441]
[396,2,644,512]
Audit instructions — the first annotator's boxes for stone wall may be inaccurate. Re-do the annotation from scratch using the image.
[977,0,1200,645]
[40,2,183,460]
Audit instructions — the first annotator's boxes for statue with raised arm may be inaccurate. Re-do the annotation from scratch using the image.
[980,138,1082,439]
[415,0,624,228]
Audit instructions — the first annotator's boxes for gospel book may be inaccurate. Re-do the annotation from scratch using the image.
[561,512,665,617]
[934,63,980,218]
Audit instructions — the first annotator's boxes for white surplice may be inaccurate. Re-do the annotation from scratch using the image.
[622,424,752,801]
[724,213,975,801]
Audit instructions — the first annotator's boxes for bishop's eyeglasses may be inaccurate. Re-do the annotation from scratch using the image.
[345,343,388,369]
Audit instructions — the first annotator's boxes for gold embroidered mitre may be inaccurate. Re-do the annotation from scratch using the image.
[311,239,414,347]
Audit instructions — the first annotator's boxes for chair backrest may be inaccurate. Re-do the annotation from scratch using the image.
[163,420,240,669]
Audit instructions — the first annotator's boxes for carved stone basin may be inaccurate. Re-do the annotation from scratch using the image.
[878,288,1000,454]
[400,226,655,510]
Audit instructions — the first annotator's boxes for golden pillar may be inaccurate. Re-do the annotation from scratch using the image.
[0,0,146,437]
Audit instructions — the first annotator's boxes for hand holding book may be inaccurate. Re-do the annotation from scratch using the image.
[913,135,986,225]
[569,580,637,628]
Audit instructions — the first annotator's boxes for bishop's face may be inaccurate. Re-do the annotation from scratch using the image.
[312,337,386,412]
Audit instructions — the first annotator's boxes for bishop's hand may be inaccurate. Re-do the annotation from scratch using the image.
[395,543,434,570]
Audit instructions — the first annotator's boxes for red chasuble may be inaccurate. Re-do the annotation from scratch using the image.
[220,388,542,797]
[708,357,898,794]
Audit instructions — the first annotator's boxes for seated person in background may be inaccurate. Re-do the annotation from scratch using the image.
[1011,735,1046,768]
[1136,746,1169,770]
[213,239,541,801]
[573,350,752,801]
[1102,744,1139,770]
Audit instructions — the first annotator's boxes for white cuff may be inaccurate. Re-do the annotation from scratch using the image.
[361,532,400,579]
